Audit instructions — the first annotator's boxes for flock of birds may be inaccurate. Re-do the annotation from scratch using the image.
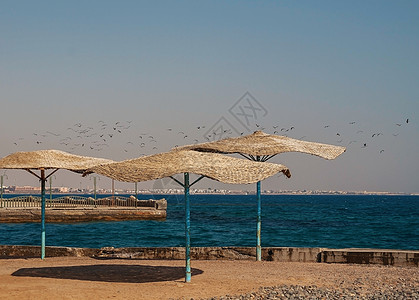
[10,117,411,157]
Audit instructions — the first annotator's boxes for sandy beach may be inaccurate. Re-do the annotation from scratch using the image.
[0,257,417,299]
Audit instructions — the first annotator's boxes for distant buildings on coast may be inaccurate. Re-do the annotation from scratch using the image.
[0,185,412,196]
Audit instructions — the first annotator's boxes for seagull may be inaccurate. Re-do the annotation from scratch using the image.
[47,131,60,136]
[380,150,384,154]
[362,143,367,148]
[349,122,356,125]
[406,118,409,124]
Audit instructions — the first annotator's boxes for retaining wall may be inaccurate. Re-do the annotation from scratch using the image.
[0,246,417,267]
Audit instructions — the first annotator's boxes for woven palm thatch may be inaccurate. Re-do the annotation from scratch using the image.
[86,150,291,184]
[176,131,346,160]
[0,149,114,173]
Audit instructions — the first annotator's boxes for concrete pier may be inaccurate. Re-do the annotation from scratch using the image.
[0,199,167,222]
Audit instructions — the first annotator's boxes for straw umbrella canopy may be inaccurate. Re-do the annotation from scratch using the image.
[85,149,291,282]
[0,149,114,259]
[175,131,346,261]
[85,149,291,183]
[176,130,346,160]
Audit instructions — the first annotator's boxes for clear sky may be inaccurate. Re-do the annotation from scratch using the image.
[1,1,418,193]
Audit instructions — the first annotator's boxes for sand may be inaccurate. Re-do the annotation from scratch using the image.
[0,257,417,299]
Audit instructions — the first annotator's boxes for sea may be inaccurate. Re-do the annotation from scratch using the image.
[1,194,418,251]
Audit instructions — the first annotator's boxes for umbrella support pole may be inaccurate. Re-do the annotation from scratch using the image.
[169,174,205,283]
[41,170,46,260]
[256,180,262,261]
[184,172,191,282]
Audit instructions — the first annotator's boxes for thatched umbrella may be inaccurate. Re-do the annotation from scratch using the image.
[175,131,346,261]
[0,149,114,259]
[86,149,291,282]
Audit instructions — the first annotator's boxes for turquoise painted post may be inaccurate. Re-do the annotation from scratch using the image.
[49,176,52,204]
[1,175,3,207]
[41,170,46,259]
[256,180,262,261]
[184,172,191,282]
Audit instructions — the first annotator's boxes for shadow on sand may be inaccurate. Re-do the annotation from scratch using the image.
[12,264,203,283]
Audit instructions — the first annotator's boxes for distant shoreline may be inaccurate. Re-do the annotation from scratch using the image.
[1,191,416,196]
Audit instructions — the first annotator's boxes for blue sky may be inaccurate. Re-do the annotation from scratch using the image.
[1,1,418,193]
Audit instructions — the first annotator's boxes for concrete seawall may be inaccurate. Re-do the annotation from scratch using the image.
[1,246,417,267]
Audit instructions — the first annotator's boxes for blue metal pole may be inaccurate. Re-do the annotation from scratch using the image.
[256,180,262,261]
[1,175,3,207]
[41,169,46,259]
[49,176,52,202]
[184,172,191,282]
[1,175,3,200]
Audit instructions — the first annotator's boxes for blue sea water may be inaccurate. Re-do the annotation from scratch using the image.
[1,194,418,250]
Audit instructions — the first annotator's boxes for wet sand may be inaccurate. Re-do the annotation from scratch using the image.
[0,257,417,299]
